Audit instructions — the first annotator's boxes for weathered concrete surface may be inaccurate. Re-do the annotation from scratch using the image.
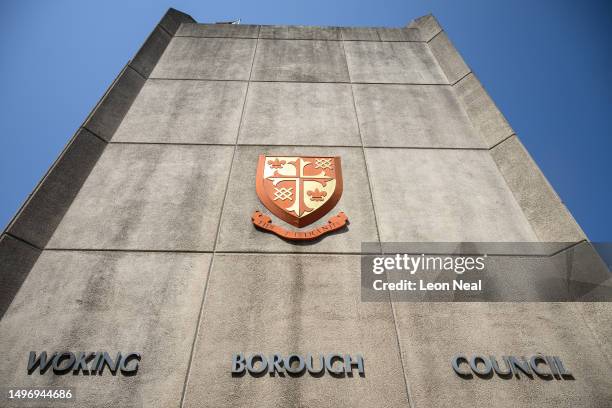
[113,79,247,144]
[252,39,349,82]
[182,254,409,408]
[7,129,106,248]
[259,25,341,40]
[392,302,612,408]
[216,146,378,253]
[340,27,380,41]
[365,148,538,242]
[157,8,196,35]
[0,250,210,408]
[84,65,145,141]
[407,14,442,42]
[129,26,172,78]
[238,82,360,146]
[575,302,612,364]
[491,136,585,242]
[46,144,233,251]
[428,31,470,84]
[150,37,256,80]
[344,41,447,84]
[377,27,421,42]
[453,73,514,148]
[177,23,260,38]
[353,84,486,148]
[0,234,40,319]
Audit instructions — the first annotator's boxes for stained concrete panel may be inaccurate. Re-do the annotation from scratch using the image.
[392,302,612,408]
[84,65,145,141]
[7,129,106,248]
[150,37,256,80]
[158,8,196,35]
[177,23,260,38]
[453,73,514,147]
[46,144,234,251]
[365,148,538,242]
[238,82,361,146]
[407,14,442,42]
[129,26,172,78]
[353,84,486,148]
[377,28,421,42]
[216,146,379,253]
[344,41,447,84]
[0,250,210,408]
[340,27,380,41]
[0,234,40,319]
[113,79,247,144]
[259,25,341,40]
[251,39,349,82]
[428,30,470,84]
[182,254,410,408]
[491,136,585,242]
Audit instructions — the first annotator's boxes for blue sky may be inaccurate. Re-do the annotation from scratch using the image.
[0,0,610,240]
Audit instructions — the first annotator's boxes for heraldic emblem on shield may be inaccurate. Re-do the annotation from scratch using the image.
[251,155,348,241]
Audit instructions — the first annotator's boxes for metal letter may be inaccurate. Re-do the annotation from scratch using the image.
[469,354,492,377]
[306,353,325,375]
[52,352,76,375]
[231,353,246,374]
[284,354,305,375]
[529,355,552,379]
[451,354,472,378]
[120,352,141,374]
[325,353,345,375]
[247,353,268,375]
[344,354,364,375]
[27,351,55,375]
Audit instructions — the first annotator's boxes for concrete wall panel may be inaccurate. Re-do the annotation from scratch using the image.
[129,26,172,78]
[252,39,349,82]
[491,136,585,242]
[377,27,421,42]
[46,144,234,251]
[177,23,260,38]
[428,31,470,84]
[407,14,442,42]
[340,27,380,41]
[365,148,538,242]
[84,66,145,141]
[238,82,360,146]
[393,302,612,408]
[158,8,196,35]
[151,37,257,80]
[259,25,341,40]
[0,250,211,408]
[453,73,514,148]
[216,146,379,253]
[113,79,247,144]
[0,235,40,319]
[353,84,486,148]
[182,254,410,408]
[7,129,106,248]
[344,41,447,84]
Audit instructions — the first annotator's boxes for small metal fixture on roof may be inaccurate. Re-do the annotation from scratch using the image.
[215,19,241,24]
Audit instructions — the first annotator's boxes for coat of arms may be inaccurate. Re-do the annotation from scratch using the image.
[252,155,348,240]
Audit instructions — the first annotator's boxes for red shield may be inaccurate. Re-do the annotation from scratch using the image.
[256,155,343,228]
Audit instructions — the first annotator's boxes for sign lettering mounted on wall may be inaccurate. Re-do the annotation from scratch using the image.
[452,354,573,380]
[231,352,364,377]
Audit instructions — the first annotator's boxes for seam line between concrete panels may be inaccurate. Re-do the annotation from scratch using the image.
[174,34,424,43]
[177,25,261,408]
[145,77,455,86]
[339,34,415,408]
[4,232,42,251]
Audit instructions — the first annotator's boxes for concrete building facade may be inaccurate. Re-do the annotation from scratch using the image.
[0,8,611,407]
